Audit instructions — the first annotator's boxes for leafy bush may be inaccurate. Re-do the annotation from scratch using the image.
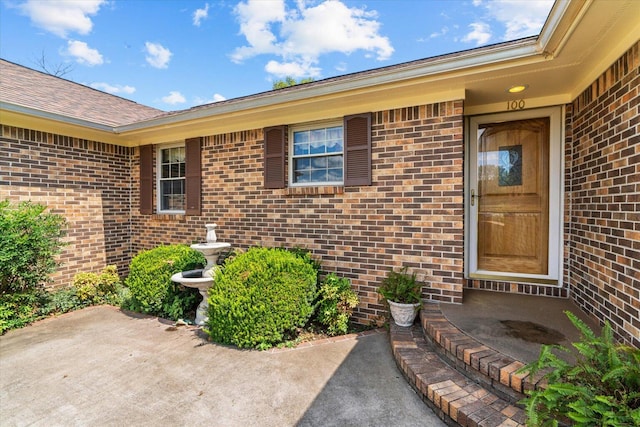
[0,290,48,334]
[0,200,67,293]
[125,245,205,320]
[378,266,421,304]
[519,311,640,426]
[73,265,122,305]
[315,273,359,336]
[206,247,317,349]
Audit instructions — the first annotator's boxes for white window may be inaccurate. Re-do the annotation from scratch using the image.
[289,121,344,186]
[157,144,185,213]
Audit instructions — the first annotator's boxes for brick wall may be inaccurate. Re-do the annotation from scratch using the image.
[567,41,640,347]
[130,101,465,325]
[0,127,132,287]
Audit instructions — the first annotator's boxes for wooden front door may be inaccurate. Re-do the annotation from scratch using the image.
[474,117,550,275]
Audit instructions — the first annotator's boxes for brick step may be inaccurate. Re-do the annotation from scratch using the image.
[420,303,547,404]
[390,323,527,426]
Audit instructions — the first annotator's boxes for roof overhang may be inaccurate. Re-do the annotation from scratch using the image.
[2,0,639,146]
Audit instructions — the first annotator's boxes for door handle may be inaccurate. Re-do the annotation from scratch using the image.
[471,189,481,206]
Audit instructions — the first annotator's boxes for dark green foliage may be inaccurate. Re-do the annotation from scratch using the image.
[378,266,421,304]
[0,200,67,293]
[0,290,48,334]
[519,311,640,426]
[272,76,314,89]
[315,273,359,336]
[206,247,317,349]
[125,245,205,320]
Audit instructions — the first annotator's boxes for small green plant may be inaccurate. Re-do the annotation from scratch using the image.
[206,247,317,349]
[314,273,359,336]
[378,266,420,304]
[519,311,640,426]
[0,200,67,293]
[73,265,122,305]
[125,245,205,320]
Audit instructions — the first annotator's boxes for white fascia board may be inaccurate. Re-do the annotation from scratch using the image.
[1,102,116,133]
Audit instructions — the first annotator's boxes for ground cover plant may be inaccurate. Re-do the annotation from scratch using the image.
[124,244,205,321]
[519,311,640,426]
[0,265,126,334]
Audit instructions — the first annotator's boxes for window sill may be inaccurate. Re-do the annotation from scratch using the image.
[152,213,186,221]
[275,186,344,196]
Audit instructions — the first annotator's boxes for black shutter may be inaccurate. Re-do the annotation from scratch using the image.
[344,113,372,186]
[185,137,202,216]
[264,126,286,189]
[139,144,153,215]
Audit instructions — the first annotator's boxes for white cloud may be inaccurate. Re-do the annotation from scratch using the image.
[231,0,393,78]
[65,40,103,66]
[193,93,227,105]
[90,82,136,95]
[462,22,492,46]
[428,26,449,39]
[19,0,105,38]
[478,0,554,40]
[265,59,321,79]
[145,42,172,69]
[162,91,186,104]
[193,3,209,27]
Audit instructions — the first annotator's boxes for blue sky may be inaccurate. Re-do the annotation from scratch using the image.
[0,0,554,111]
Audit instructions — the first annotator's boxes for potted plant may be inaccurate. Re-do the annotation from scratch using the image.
[378,266,421,327]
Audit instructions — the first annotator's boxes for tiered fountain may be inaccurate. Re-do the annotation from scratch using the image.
[170,224,231,326]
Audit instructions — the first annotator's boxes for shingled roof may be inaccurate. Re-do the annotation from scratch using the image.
[0,59,164,127]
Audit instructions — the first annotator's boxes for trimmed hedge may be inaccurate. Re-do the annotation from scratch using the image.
[124,245,205,320]
[206,247,317,349]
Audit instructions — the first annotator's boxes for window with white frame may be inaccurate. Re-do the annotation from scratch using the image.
[158,144,185,212]
[290,121,344,185]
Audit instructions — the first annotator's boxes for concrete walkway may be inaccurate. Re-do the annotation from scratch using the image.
[0,306,444,427]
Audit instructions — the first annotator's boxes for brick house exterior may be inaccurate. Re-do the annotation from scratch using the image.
[1,2,638,346]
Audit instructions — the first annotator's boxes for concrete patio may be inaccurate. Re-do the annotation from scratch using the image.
[0,305,444,427]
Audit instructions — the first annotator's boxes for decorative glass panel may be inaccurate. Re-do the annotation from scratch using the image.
[498,145,523,186]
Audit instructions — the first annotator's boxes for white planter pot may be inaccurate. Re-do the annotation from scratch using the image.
[388,300,421,327]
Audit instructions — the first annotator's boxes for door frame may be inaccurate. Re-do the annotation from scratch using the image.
[464,106,564,285]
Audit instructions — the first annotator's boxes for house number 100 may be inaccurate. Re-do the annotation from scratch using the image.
[507,99,526,110]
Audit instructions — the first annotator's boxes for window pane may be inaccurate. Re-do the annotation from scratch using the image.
[328,168,343,181]
[162,149,170,163]
[161,164,170,178]
[294,143,309,156]
[311,170,327,182]
[179,163,185,177]
[311,157,327,169]
[294,130,309,143]
[294,158,311,170]
[328,155,343,168]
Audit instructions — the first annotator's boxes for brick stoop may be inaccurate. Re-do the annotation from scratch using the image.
[420,303,547,402]
[389,316,530,425]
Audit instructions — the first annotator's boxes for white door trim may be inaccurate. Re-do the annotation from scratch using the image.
[464,106,564,286]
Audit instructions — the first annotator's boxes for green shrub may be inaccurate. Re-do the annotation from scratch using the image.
[0,200,67,293]
[519,311,640,426]
[315,273,359,336]
[206,247,317,349]
[0,290,48,334]
[378,266,420,304]
[73,265,122,305]
[125,245,205,320]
